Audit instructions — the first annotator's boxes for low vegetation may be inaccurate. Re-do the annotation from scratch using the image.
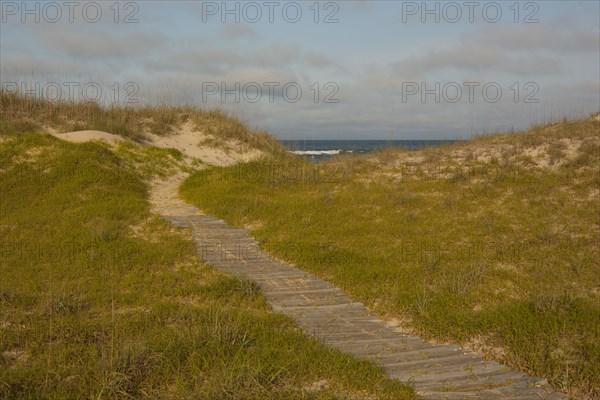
[0,89,283,155]
[181,116,600,398]
[0,125,414,396]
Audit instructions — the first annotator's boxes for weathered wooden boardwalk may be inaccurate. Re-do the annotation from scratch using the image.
[160,201,565,399]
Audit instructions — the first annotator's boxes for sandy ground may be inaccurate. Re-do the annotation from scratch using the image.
[52,124,263,216]
[140,121,262,165]
[52,130,127,146]
[148,172,198,216]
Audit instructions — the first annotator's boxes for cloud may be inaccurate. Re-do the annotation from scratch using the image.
[398,45,563,77]
[305,51,337,67]
[392,20,599,78]
[172,49,243,73]
[221,23,259,39]
[467,23,600,54]
[347,1,376,11]
[150,43,343,78]
[33,25,167,60]
[1,56,82,77]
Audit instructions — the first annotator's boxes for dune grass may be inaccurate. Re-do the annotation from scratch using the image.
[181,117,600,398]
[0,89,284,155]
[0,132,415,399]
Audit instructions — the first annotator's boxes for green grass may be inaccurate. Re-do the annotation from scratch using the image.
[113,141,197,179]
[181,118,600,398]
[0,132,415,399]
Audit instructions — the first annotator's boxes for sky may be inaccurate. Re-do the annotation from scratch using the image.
[1,0,599,139]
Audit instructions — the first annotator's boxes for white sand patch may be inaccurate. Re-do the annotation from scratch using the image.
[141,121,262,166]
[52,130,127,146]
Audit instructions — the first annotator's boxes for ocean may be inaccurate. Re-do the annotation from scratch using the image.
[280,140,459,161]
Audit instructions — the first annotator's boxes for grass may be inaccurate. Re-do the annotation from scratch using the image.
[0,89,284,155]
[0,132,415,399]
[113,141,196,180]
[181,117,600,399]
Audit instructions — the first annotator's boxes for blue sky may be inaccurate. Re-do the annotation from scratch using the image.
[1,1,599,139]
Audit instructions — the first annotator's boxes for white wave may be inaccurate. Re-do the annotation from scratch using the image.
[290,150,342,155]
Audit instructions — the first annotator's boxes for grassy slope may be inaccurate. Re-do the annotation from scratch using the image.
[0,90,284,155]
[181,118,600,398]
[0,132,415,398]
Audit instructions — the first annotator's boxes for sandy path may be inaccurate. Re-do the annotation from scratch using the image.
[148,172,202,218]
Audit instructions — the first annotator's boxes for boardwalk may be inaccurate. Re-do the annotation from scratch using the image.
[156,187,565,399]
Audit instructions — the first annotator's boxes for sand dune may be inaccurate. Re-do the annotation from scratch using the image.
[52,130,127,145]
[53,122,262,166]
[140,121,262,166]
